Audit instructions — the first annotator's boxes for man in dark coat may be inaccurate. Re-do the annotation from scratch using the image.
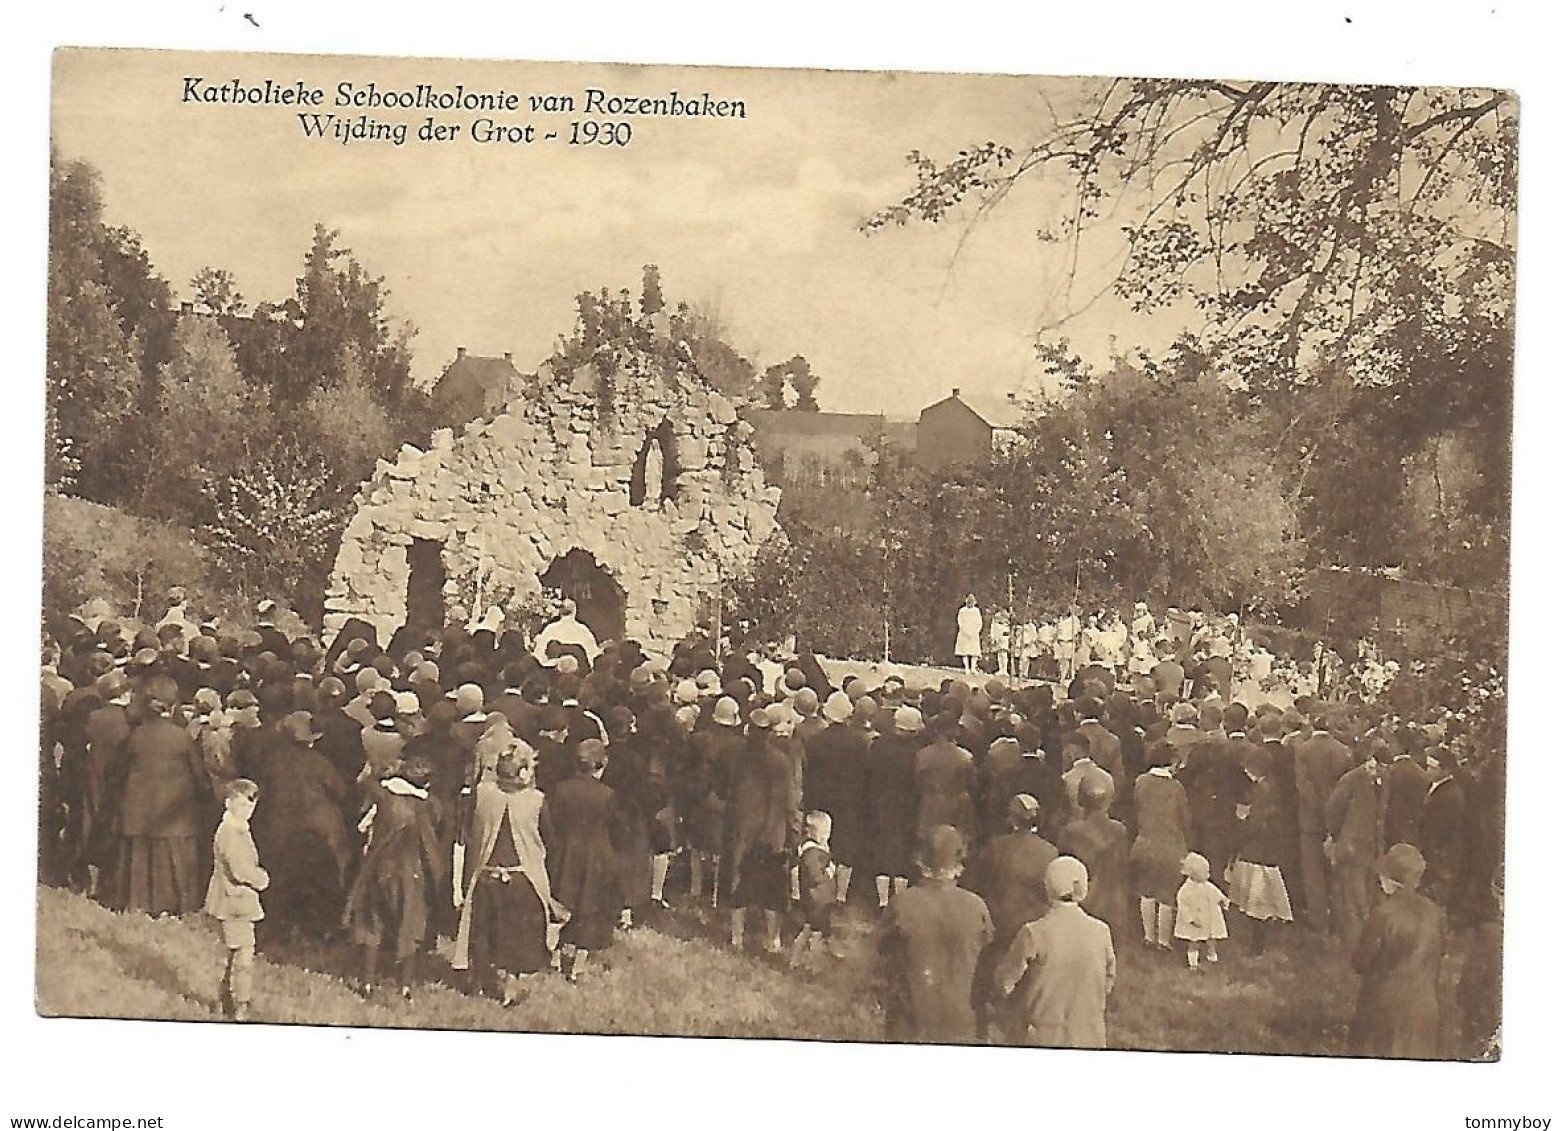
[113,676,208,916]
[1294,711,1354,932]
[1059,776,1132,947]
[1419,752,1467,908]
[914,713,979,842]
[1384,747,1431,850]
[802,692,871,903]
[877,825,994,1044]
[1326,738,1392,953]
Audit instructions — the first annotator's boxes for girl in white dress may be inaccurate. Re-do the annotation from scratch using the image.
[1174,852,1229,971]
[955,595,983,674]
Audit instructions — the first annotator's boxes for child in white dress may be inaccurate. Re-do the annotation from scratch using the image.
[1174,852,1229,971]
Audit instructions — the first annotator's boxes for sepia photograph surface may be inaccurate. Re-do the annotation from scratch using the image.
[38,46,1513,1061]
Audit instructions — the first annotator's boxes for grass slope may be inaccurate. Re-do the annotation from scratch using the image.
[50,884,1481,1055]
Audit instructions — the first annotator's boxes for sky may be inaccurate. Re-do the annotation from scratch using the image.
[51,48,1191,417]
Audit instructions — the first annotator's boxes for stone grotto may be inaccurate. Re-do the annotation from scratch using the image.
[325,337,782,661]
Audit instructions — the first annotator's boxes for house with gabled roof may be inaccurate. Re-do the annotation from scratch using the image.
[915,387,1030,469]
[430,347,525,425]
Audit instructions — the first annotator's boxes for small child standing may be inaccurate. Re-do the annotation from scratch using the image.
[205,778,270,1021]
[788,810,839,966]
[1174,852,1229,971]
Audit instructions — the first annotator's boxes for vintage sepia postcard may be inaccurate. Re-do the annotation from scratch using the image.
[39,46,1512,1061]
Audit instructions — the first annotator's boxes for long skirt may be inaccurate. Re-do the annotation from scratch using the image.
[469,874,550,975]
[1227,860,1294,922]
[115,835,202,916]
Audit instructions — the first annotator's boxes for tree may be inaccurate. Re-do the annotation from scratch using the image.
[191,267,247,317]
[289,223,415,405]
[45,153,143,498]
[869,81,1514,591]
[640,263,665,316]
[135,316,272,524]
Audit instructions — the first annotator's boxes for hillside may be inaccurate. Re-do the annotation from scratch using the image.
[35,884,1385,1055]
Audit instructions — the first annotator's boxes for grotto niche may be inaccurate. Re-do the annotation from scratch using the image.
[324,338,781,661]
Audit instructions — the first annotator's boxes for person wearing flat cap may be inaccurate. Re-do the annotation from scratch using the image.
[113,675,207,916]
[1326,736,1394,952]
[251,711,354,939]
[992,855,1116,1048]
[876,824,993,1043]
[543,738,623,982]
[1349,843,1445,1059]
[681,696,743,908]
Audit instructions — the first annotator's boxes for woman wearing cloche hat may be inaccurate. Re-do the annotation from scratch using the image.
[1348,843,1446,1059]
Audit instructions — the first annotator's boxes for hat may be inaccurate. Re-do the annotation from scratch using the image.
[132,647,160,669]
[915,825,966,877]
[629,664,656,690]
[1078,774,1113,810]
[822,691,853,724]
[783,668,807,691]
[984,678,1008,701]
[554,654,580,676]
[674,679,700,706]
[748,706,774,730]
[318,676,347,703]
[1180,853,1211,882]
[354,668,383,695]
[279,710,323,744]
[394,691,421,716]
[1377,843,1427,889]
[1007,793,1041,827]
[226,688,258,710]
[192,687,223,713]
[853,695,879,724]
[893,706,924,734]
[1044,856,1090,902]
[576,737,609,772]
[412,660,440,684]
[1171,702,1198,725]
[695,669,721,693]
[95,671,131,701]
[454,683,485,714]
[793,687,819,716]
[713,696,741,727]
[256,598,277,618]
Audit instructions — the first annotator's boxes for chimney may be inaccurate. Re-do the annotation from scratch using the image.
[180,301,193,315]
[503,351,513,363]
[952,387,961,398]
[456,346,467,360]
[1007,392,1018,403]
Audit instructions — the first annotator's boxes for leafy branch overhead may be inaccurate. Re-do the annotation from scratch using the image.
[865,81,1516,387]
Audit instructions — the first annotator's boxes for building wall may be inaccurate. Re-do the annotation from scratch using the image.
[917,398,994,470]
[1306,569,1506,654]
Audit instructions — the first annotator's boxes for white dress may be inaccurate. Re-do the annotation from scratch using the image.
[955,606,983,659]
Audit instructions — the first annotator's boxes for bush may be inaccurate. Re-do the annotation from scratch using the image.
[41,493,233,631]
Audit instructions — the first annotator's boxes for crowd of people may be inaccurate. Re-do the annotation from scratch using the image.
[36,587,1503,1056]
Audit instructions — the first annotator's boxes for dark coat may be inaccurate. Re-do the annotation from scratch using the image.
[865,732,921,877]
[543,775,624,918]
[915,739,978,839]
[724,734,796,863]
[252,738,354,900]
[802,723,871,867]
[964,831,1058,942]
[877,877,993,1044]
[682,725,742,854]
[342,781,446,958]
[986,753,1064,843]
[117,716,206,840]
[1131,771,1192,904]
[1059,813,1131,944]
[1419,777,1467,905]
[1295,731,1353,834]
[1235,776,1287,867]
[1327,762,1388,869]
[1384,757,1431,849]
[1351,887,1445,1059]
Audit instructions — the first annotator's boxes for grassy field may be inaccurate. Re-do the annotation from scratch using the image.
[34,882,1410,1056]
